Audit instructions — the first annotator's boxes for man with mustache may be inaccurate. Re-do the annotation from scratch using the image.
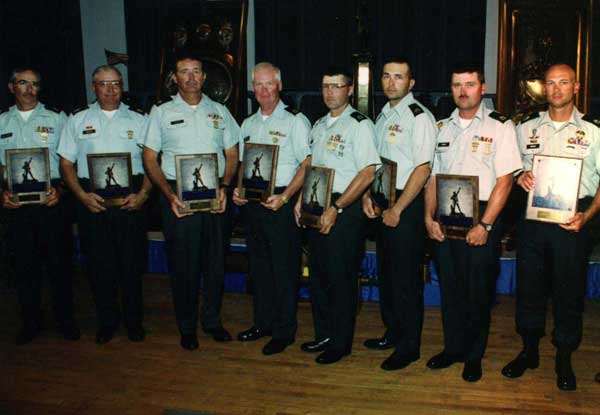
[143,52,240,350]
[59,65,151,345]
[502,63,600,391]
[233,62,311,355]
[295,66,380,365]
[424,63,522,382]
[362,57,437,371]
[0,67,79,344]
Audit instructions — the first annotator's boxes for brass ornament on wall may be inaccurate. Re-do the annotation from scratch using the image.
[497,0,593,119]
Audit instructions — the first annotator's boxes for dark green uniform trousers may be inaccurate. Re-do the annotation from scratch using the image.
[13,190,76,332]
[433,201,502,361]
[515,197,592,351]
[160,189,225,336]
[375,190,425,356]
[307,197,365,353]
[77,176,146,331]
[242,194,301,342]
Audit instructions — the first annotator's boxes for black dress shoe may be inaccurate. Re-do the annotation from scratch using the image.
[555,350,576,391]
[316,349,350,364]
[95,327,116,345]
[501,351,539,378]
[15,328,40,345]
[180,334,199,350]
[127,326,146,342]
[61,324,81,341]
[462,360,482,382]
[380,351,419,371]
[262,339,292,356]
[237,326,272,342]
[426,351,464,369]
[204,327,232,342]
[300,338,331,353]
[364,336,394,350]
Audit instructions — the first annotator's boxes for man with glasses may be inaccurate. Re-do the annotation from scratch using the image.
[59,65,151,345]
[502,63,600,391]
[233,62,311,355]
[143,52,239,351]
[294,66,380,364]
[362,57,437,371]
[424,63,521,382]
[0,67,79,345]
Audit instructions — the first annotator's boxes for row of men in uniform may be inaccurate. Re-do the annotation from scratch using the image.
[2,54,600,391]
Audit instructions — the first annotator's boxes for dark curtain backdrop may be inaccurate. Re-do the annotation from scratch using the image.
[0,0,86,112]
[125,0,486,103]
[255,0,486,91]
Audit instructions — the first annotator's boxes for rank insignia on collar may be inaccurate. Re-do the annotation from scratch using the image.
[436,121,443,129]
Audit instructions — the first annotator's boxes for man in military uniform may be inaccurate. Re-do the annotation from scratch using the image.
[362,58,437,371]
[0,67,79,345]
[143,52,239,350]
[294,66,380,365]
[502,63,600,391]
[233,62,311,355]
[424,63,522,382]
[59,65,151,345]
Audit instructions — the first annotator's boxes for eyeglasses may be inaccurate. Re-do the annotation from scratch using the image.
[322,83,350,90]
[94,80,122,87]
[14,79,41,88]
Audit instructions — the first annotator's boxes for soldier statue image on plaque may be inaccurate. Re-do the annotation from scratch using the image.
[435,174,479,239]
[87,153,133,207]
[237,142,279,202]
[299,166,335,228]
[5,147,51,204]
[175,153,220,213]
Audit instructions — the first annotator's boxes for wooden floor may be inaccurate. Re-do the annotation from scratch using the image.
[1,273,600,415]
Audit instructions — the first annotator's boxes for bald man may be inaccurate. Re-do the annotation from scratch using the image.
[502,63,600,391]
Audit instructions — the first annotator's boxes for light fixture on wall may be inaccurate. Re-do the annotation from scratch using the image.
[353,56,373,118]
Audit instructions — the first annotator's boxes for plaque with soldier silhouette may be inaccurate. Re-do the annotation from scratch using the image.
[5,147,51,204]
[436,174,479,239]
[237,142,279,202]
[526,155,582,224]
[175,153,220,213]
[87,153,133,207]
[299,166,335,228]
[370,157,397,216]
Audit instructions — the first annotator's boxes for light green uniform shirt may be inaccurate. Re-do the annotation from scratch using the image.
[0,102,67,179]
[239,100,311,187]
[57,102,147,178]
[310,105,381,193]
[143,93,239,180]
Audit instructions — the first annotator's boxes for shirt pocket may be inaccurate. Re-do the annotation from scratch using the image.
[563,142,589,158]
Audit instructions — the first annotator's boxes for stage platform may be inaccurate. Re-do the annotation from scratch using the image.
[138,233,600,306]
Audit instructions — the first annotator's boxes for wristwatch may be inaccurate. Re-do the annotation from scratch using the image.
[333,201,343,214]
[479,221,492,232]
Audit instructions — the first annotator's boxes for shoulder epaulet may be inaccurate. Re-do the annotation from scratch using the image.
[489,111,510,123]
[285,106,300,116]
[129,106,146,116]
[582,114,600,128]
[409,103,424,117]
[72,105,89,115]
[350,111,367,122]
[520,112,540,124]
[156,97,172,107]
[45,105,61,114]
